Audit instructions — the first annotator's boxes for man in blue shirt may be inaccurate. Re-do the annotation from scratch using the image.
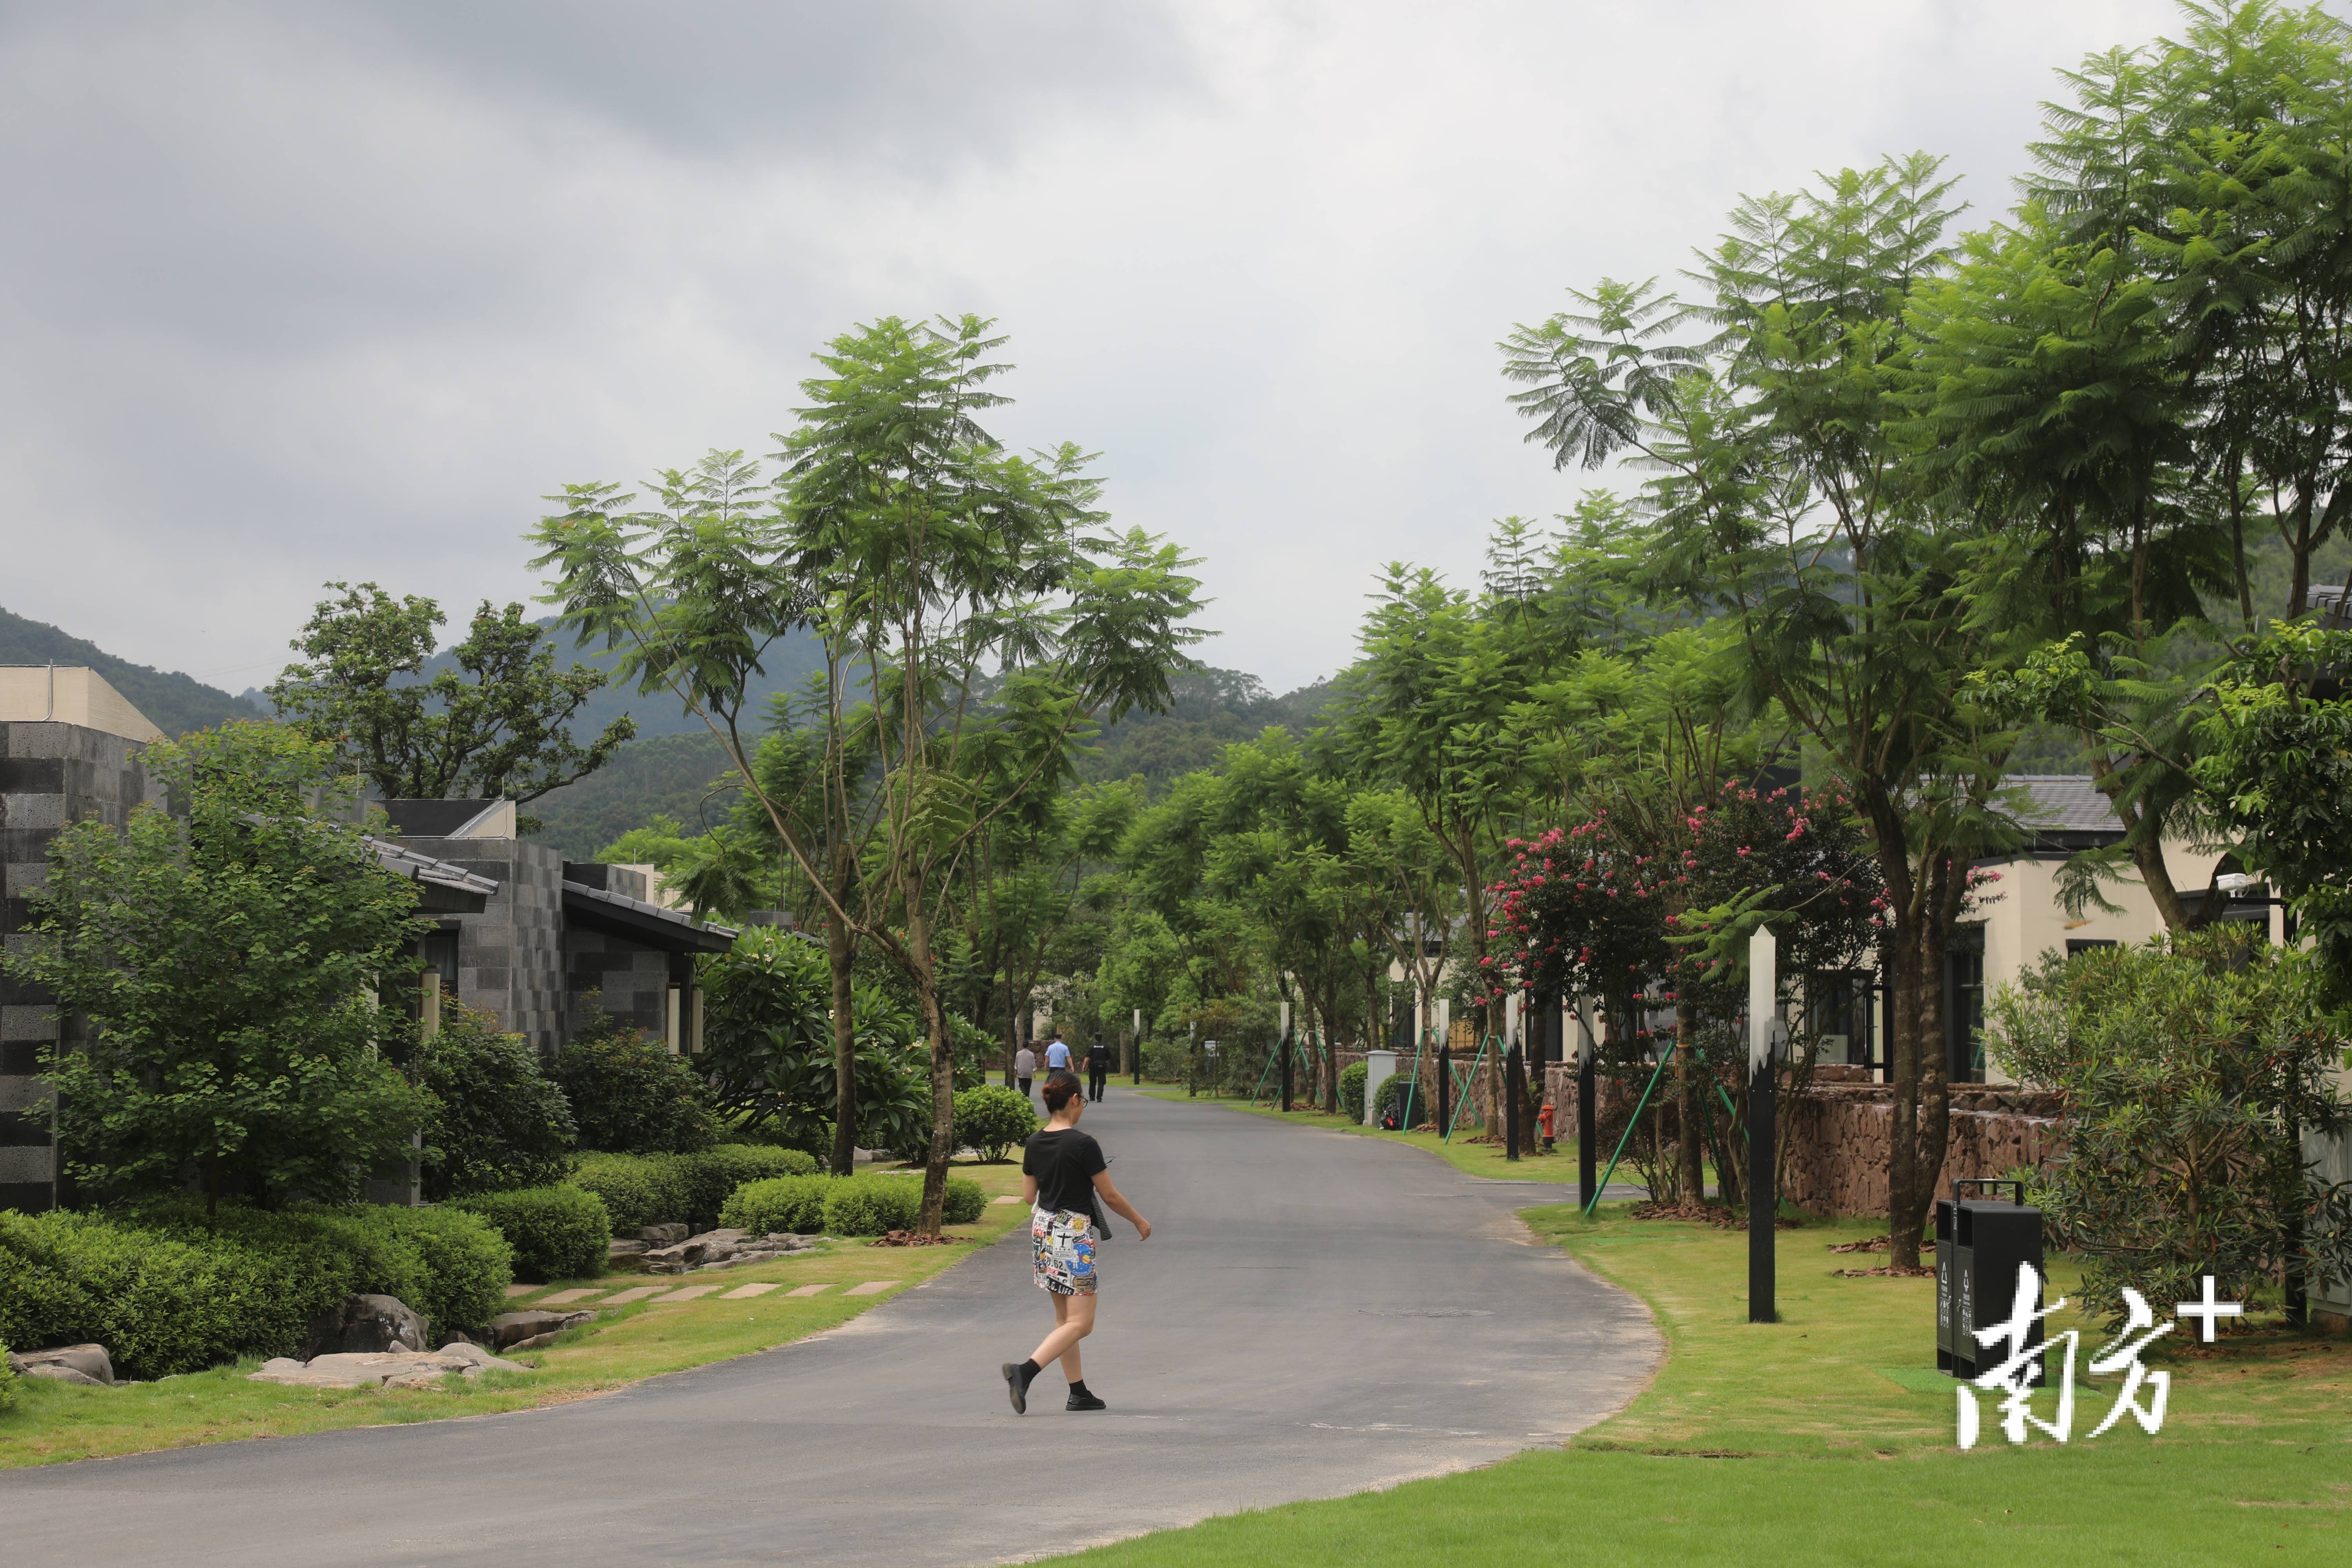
[1044,1031,1073,1071]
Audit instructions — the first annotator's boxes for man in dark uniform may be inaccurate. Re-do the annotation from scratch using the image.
[1083,1037,1112,1102]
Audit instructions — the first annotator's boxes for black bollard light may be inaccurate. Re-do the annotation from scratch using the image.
[1576,998,1599,1209]
[1436,1038,1452,1138]
[1504,1045,1523,1161]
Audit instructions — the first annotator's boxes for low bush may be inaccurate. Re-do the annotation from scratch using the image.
[1373,1072,1424,1126]
[942,1175,987,1225]
[0,1334,16,1412]
[450,1186,612,1283]
[682,1144,817,1228]
[0,1202,514,1378]
[568,1152,692,1236]
[821,1174,923,1237]
[417,1000,577,1200]
[719,1174,833,1236]
[953,1085,1038,1161]
[554,998,719,1154]
[570,1145,820,1235]
[1340,1061,1368,1122]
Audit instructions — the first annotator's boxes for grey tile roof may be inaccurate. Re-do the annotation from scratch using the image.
[367,836,502,898]
[2004,775,2124,834]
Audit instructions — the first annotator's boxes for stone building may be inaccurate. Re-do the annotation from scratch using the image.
[0,670,733,1214]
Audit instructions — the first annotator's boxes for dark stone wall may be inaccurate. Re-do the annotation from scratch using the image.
[394,835,572,1054]
[0,720,160,1212]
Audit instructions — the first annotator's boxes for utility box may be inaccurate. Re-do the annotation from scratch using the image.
[1937,1180,2044,1384]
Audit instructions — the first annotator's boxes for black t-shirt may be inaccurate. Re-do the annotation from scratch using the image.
[1024,1128,1109,1229]
[1084,1042,1111,1069]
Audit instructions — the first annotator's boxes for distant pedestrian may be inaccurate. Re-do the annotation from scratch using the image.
[1002,1069,1151,1415]
[1045,1031,1073,1071]
[1014,1044,1036,1099]
[1084,1037,1111,1102]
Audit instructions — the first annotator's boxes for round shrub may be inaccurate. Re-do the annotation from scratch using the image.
[821,1174,922,1237]
[952,1085,1038,1162]
[942,1175,987,1226]
[1373,1072,1423,1126]
[1340,1061,1368,1122]
[681,1144,818,1229]
[554,1004,719,1154]
[450,1186,612,1283]
[0,1335,15,1412]
[719,1174,833,1236]
[364,1204,515,1336]
[417,1000,577,1200]
[569,1151,693,1235]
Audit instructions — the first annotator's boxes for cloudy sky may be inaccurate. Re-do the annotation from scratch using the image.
[2,0,2184,697]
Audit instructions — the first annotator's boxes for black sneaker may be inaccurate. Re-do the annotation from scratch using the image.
[1002,1363,1029,1416]
[1066,1388,1107,1412]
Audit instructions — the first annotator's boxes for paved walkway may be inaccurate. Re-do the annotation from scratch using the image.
[0,1093,1659,1567]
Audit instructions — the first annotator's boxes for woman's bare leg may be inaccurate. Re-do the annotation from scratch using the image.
[1028,1292,1097,1377]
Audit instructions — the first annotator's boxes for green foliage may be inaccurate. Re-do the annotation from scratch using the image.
[553,1003,719,1155]
[2,722,430,1211]
[953,1085,1038,1162]
[1986,929,2352,1326]
[678,1144,817,1229]
[416,1001,576,1200]
[719,1174,834,1235]
[820,1174,923,1237]
[942,1175,986,1225]
[449,1185,612,1283]
[0,1202,512,1378]
[567,1152,692,1235]
[1339,1062,1368,1123]
[0,1334,14,1412]
[1373,1071,1418,1125]
[265,581,635,809]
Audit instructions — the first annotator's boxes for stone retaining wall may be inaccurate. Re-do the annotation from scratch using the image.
[1538,1063,2067,1219]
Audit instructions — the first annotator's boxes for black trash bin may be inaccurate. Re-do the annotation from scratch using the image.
[1937,1179,2044,1385]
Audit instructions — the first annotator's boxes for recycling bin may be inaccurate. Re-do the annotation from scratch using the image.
[1937,1179,2043,1384]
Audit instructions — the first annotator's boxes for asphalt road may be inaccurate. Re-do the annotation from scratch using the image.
[0,1092,1660,1568]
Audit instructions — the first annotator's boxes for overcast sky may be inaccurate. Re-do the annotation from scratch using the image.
[2,0,2187,697]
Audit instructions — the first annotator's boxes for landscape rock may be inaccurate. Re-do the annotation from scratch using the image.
[607,1239,650,1272]
[247,1346,532,1390]
[24,1363,110,1387]
[637,1223,688,1247]
[299,1294,430,1360]
[488,1309,595,1350]
[9,1343,114,1385]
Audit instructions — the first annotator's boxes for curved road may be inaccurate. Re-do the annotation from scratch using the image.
[0,1092,1659,1566]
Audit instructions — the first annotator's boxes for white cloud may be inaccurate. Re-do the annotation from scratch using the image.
[0,0,2178,693]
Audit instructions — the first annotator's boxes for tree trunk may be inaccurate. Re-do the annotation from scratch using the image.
[1675,1002,1704,1204]
[827,903,858,1177]
[909,886,955,1237]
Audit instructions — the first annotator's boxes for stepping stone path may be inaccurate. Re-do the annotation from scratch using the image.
[538,1289,603,1305]
[784,1284,833,1298]
[656,1285,721,1302]
[720,1283,782,1299]
[991,1196,1020,1205]
[601,1286,668,1305]
[503,1284,537,1298]
[844,1281,894,1296]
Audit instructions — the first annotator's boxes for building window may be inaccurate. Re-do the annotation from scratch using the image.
[1946,925,1986,1085]
[2065,938,2118,957]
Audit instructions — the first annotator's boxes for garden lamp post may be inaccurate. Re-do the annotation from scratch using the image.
[1132,1007,1142,1085]
[1576,996,1599,1209]
[1748,925,1778,1325]
[1279,1000,1294,1112]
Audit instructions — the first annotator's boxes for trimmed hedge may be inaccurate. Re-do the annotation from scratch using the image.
[450,1186,612,1283]
[942,1175,987,1226]
[0,1335,16,1412]
[0,1203,513,1379]
[953,1086,1038,1161]
[719,1175,832,1236]
[1340,1061,1368,1122]
[822,1174,922,1237]
[570,1145,820,1236]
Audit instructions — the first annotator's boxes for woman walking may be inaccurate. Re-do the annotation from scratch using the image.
[1002,1069,1152,1414]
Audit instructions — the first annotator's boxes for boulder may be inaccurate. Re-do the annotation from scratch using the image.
[299,1294,430,1360]
[247,1347,531,1389]
[607,1239,650,1272]
[637,1223,688,1247]
[9,1343,114,1385]
[487,1309,595,1350]
[24,1363,109,1387]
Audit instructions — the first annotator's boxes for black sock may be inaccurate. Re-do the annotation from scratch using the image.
[1016,1359,1041,1389]
[1067,1378,1090,1395]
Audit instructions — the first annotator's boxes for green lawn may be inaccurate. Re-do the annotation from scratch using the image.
[0,1161,1031,1468]
[1134,1088,1588,1183]
[1040,1203,2352,1565]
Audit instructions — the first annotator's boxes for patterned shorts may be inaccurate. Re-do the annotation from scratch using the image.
[1031,1207,1100,1297]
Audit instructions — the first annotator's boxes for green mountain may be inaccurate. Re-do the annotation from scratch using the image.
[0,605,262,737]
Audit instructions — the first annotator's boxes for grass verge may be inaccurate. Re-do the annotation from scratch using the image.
[1040,1203,2352,1565]
[0,1161,1029,1469]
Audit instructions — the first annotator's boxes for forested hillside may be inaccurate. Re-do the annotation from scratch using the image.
[0,604,261,735]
